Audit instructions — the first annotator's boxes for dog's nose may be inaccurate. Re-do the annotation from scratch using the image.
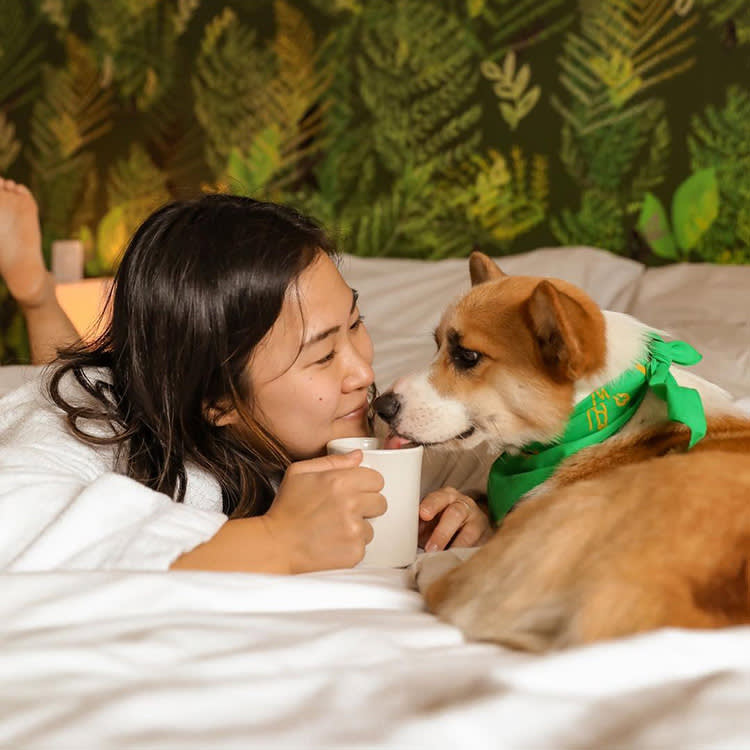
[373,392,401,422]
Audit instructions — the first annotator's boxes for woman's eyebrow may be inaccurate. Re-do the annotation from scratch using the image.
[300,288,359,351]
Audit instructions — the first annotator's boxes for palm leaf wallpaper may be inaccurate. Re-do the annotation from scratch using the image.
[1,0,749,361]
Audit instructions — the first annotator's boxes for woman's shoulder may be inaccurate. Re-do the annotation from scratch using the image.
[0,365,58,425]
[0,363,112,417]
[0,364,117,477]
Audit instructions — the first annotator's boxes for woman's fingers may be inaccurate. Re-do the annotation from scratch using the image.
[420,488,492,551]
[449,515,487,548]
[360,491,387,519]
[423,498,471,552]
[419,486,461,521]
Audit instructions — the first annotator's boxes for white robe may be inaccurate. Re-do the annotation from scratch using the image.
[0,370,226,571]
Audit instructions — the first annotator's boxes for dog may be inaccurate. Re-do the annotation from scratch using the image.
[374,251,750,652]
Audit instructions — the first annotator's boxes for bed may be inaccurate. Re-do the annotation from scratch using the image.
[2,246,750,749]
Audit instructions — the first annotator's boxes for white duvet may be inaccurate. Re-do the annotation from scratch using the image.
[5,568,750,749]
[1,246,750,749]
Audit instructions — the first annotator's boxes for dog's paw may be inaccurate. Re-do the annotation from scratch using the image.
[409,547,479,594]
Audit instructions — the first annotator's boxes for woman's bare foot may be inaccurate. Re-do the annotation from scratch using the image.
[0,178,51,308]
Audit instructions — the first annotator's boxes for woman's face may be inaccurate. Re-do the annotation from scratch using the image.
[248,252,375,460]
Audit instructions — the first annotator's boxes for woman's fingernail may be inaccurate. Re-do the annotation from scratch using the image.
[425,542,438,552]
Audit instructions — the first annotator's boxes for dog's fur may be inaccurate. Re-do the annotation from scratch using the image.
[379,252,750,652]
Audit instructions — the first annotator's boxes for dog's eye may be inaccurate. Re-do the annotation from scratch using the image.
[452,347,481,370]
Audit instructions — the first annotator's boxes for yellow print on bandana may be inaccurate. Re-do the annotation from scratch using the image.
[587,402,608,431]
[587,389,610,431]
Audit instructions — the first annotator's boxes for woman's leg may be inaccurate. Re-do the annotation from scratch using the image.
[0,178,79,364]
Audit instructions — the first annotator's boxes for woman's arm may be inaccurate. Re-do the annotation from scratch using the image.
[173,451,388,574]
[170,516,291,573]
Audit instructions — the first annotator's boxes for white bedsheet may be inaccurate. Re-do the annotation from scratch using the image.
[3,567,750,749]
[1,246,749,748]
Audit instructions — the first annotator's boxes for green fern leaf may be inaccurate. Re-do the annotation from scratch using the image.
[264,0,333,182]
[0,111,20,171]
[687,85,750,258]
[485,50,541,130]
[344,165,443,257]
[85,0,195,111]
[555,0,696,134]
[696,0,750,46]
[637,192,677,259]
[30,35,114,165]
[96,143,169,271]
[144,90,210,197]
[225,130,283,198]
[0,0,44,109]
[306,0,364,16]
[192,9,274,175]
[671,168,719,250]
[310,20,380,216]
[28,34,113,241]
[551,190,626,252]
[206,2,332,198]
[95,205,129,272]
[356,0,481,174]
[38,0,75,29]
[629,113,671,210]
[482,0,572,59]
[171,0,201,36]
[447,147,549,248]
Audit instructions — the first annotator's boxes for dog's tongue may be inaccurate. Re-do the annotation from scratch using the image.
[384,433,412,450]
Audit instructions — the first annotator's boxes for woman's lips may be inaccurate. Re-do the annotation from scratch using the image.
[338,403,367,420]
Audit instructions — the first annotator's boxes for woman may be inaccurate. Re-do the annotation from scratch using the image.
[0,178,491,573]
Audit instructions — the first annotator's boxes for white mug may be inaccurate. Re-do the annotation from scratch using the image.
[326,437,424,568]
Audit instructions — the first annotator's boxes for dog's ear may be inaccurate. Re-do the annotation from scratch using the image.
[469,251,506,286]
[525,280,603,381]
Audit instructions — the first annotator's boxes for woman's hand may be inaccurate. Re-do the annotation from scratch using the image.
[264,450,387,573]
[419,487,493,552]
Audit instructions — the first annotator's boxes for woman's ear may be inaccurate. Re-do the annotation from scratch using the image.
[203,402,239,427]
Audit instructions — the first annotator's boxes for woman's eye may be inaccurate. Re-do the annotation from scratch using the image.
[315,350,336,365]
[350,314,365,331]
[452,347,481,370]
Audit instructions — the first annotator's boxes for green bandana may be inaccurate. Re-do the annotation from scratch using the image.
[487,336,707,524]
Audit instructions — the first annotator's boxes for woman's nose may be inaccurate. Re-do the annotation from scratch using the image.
[343,339,375,392]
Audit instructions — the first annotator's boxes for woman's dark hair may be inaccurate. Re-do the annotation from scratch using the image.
[49,193,335,518]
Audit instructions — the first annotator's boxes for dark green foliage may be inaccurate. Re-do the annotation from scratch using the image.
[1,0,749,361]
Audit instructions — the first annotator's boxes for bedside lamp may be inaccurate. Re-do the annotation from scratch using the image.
[51,240,113,340]
[55,277,114,340]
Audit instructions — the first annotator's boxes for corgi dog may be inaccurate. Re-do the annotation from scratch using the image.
[374,252,750,652]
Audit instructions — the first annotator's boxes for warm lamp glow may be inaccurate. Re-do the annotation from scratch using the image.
[55,277,114,341]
